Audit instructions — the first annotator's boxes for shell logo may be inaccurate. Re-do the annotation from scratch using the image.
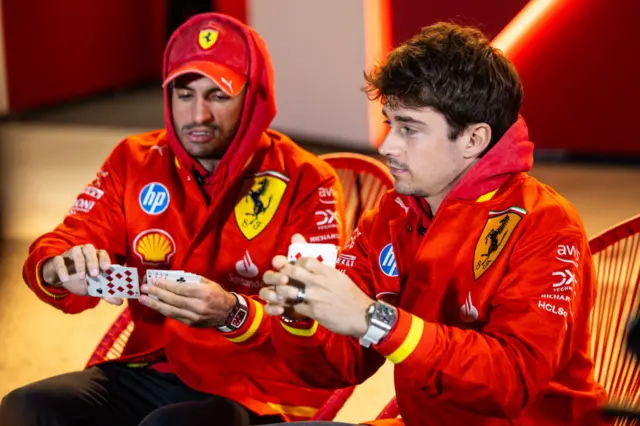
[133,229,176,265]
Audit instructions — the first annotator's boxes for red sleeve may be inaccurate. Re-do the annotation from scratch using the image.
[22,142,129,313]
[373,228,590,418]
[268,207,387,388]
[218,173,347,347]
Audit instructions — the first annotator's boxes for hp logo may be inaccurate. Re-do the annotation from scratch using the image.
[139,183,170,215]
[379,243,398,277]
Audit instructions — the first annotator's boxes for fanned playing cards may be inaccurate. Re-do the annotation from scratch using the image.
[86,265,140,298]
[145,269,200,285]
[86,265,200,299]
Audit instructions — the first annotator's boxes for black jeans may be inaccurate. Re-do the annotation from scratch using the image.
[0,363,283,426]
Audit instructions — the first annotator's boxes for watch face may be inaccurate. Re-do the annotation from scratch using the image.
[375,303,396,325]
[230,309,248,328]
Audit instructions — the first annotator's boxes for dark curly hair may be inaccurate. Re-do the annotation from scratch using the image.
[364,22,523,148]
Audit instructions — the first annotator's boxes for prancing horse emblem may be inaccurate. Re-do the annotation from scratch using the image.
[245,178,272,225]
[234,172,289,240]
[482,215,510,258]
[473,207,526,280]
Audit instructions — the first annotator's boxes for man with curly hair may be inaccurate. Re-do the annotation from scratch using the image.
[260,22,608,426]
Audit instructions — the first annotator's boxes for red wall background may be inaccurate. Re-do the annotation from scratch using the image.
[391,0,640,157]
[506,0,640,156]
[2,0,638,157]
[0,0,245,113]
[2,0,167,111]
[391,0,529,47]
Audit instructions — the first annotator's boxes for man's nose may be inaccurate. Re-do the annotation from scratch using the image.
[193,98,213,123]
[378,134,402,157]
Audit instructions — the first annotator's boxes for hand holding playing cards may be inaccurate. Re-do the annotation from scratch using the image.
[260,235,373,338]
[41,244,123,306]
[140,275,236,327]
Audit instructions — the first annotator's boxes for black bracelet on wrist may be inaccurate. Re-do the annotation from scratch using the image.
[216,293,249,333]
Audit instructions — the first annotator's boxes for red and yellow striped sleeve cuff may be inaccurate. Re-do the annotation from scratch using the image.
[280,318,319,337]
[34,258,69,300]
[374,309,435,364]
[222,298,265,344]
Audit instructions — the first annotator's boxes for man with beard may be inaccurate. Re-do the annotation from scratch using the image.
[0,13,345,426]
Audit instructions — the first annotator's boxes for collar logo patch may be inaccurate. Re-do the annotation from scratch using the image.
[198,28,219,50]
[234,171,289,240]
[474,206,527,280]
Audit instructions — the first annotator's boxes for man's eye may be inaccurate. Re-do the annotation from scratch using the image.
[211,93,231,102]
[400,126,416,136]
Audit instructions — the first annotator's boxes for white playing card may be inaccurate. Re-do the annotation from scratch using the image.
[146,269,199,284]
[164,270,200,285]
[144,269,200,299]
[287,243,338,268]
[86,274,104,297]
[87,265,140,298]
[146,269,169,283]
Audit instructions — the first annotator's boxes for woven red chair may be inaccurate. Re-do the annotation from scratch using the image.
[85,151,393,420]
[589,214,640,424]
[319,153,392,238]
[85,302,133,366]
[375,398,399,420]
[374,214,640,423]
[310,153,394,418]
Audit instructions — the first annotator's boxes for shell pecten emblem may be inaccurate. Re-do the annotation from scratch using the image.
[133,229,176,265]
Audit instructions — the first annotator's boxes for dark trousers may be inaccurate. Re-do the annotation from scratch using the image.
[0,363,283,426]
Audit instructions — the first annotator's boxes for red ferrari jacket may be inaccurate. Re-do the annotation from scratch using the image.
[269,117,609,425]
[22,14,345,421]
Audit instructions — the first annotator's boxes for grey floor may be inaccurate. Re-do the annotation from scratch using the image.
[1,89,639,422]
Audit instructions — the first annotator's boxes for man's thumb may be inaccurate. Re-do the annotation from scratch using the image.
[104,297,124,306]
[291,234,307,244]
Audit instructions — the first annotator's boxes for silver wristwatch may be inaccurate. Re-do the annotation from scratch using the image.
[359,301,398,348]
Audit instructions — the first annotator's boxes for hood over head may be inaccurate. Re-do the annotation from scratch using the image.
[162,13,277,182]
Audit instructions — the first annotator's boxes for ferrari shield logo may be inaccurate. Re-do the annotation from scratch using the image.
[473,206,527,280]
[235,172,289,240]
[198,29,219,50]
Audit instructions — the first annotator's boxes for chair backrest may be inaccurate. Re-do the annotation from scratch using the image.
[319,152,394,236]
[86,307,133,366]
[589,213,640,409]
[376,397,400,420]
[311,387,358,420]
[310,153,393,421]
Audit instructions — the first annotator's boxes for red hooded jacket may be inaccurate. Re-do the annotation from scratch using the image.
[22,13,345,420]
[269,117,609,425]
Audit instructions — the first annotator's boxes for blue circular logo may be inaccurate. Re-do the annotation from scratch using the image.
[379,243,398,277]
[139,182,170,215]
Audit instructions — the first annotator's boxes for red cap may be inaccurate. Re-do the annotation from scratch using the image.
[163,16,248,96]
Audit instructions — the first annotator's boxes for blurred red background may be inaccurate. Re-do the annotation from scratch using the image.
[2,0,638,157]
